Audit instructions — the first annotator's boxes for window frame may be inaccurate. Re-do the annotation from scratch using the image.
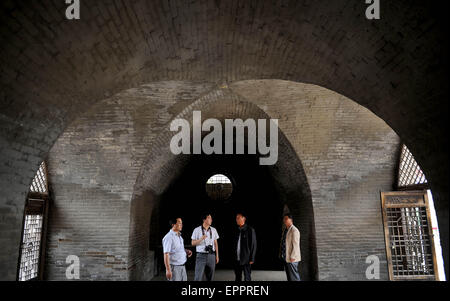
[16,162,50,281]
[381,190,439,280]
[395,144,429,191]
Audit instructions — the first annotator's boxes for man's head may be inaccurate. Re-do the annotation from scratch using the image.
[236,212,246,227]
[202,213,212,227]
[283,213,293,228]
[169,217,183,232]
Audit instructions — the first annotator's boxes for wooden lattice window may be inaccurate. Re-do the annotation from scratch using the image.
[381,191,438,280]
[18,162,50,281]
[398,145,428,189]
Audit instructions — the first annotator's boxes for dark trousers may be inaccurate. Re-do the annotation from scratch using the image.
[284,261,301,281]
[194,253,216,281]
[234,261,252,281]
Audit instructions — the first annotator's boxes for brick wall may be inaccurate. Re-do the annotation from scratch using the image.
[232,80,400,280]
[45,81,214,280]
[45,80,398,280]
[1,1,447,280]
[129,88,318,280]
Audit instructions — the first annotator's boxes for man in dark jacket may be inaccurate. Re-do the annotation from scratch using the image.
[233,212,257,281]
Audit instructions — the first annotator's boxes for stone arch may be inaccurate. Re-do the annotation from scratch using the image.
[39,79,403,280]
[0,1,447,279]
[128,87,318,280]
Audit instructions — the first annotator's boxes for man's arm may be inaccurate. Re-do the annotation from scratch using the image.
[191,228,207,246]
[214,239,219,263]
[162,236,173,280]
[291,228,301,262]
[163,253,172,280]
[192,235,207,246]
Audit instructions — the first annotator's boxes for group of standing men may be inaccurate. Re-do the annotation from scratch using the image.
[162,212,301,281]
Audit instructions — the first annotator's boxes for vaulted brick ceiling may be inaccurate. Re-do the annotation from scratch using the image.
[0,0,448,280]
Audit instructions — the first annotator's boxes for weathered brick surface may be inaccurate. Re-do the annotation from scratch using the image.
[232,80,399,280]
[45,81,215,280]
[46,80,398,280]
[129,86,318,280]
[0,0,447,280]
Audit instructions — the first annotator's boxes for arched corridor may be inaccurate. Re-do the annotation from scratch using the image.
[0,1,447,284]
[128,89,317,280]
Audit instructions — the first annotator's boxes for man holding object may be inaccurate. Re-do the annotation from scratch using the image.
[191,213,220,281]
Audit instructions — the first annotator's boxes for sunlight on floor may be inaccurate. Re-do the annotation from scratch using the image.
[151,270,287,281]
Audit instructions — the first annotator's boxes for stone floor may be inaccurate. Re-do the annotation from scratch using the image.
[151,269,287,281]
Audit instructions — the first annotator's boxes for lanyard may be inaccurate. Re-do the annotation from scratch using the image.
[202,227,212,239]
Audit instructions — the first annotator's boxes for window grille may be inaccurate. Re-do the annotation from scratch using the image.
[30,162,48,194]
[18,161,49,281]
[398,145,427,188]
[381,191,438,280]
[207,174,231,184]
[206,174,233,200]
[18,209,43,281]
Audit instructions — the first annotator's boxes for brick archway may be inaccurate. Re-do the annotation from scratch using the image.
[128,87,318,280]
[0,1,447,279]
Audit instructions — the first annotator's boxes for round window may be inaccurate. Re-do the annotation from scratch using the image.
[205,174,233,200]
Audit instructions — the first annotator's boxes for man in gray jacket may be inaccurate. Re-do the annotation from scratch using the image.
[279,213,301,281]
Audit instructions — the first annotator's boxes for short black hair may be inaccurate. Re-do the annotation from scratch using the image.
[169,217,181,227]
[236,212,247,219]
[201,213,212,221]
[283,213,293,220]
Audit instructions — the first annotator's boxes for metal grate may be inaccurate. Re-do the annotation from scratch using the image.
[206,174,233,200]
[18,214,43,281]
[18,162,49,281]
[385,206,434,278]
[398,145,427,188]
[30,162,48,194]
[206,174,231,184]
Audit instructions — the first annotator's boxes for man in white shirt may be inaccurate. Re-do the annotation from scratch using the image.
[162,217,192,281]
[191,213,220,281]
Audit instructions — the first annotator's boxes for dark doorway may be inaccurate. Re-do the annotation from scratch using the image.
[137,100,318,280]
[158,153,285,272]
